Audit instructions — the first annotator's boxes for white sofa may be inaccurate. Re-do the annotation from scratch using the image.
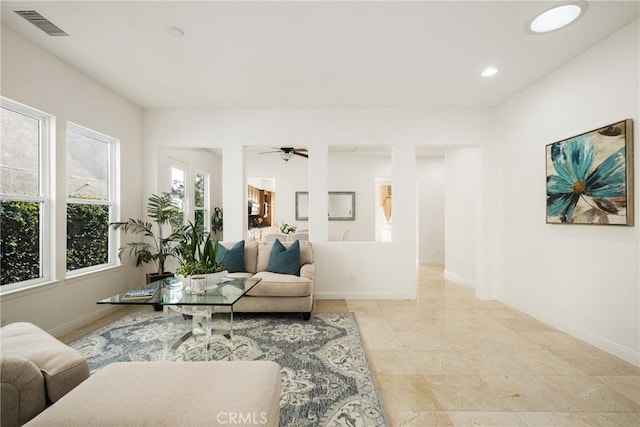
[222,240,314,320]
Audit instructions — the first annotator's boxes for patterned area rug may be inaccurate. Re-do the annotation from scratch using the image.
[70,311,386,427]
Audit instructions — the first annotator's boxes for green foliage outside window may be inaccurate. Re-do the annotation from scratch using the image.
[194,210,205,235]
[1,201,40,285]
[0,201,110,286]
[194,174,205,208]
[67,203,109,271]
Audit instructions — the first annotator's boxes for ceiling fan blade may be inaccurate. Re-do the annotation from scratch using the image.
[258,147,309,157]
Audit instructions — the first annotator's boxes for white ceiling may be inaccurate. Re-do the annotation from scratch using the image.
[2,1,638,109]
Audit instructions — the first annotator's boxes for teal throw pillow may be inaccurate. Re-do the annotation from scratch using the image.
[267,239,300,276]
[214,240,245,273]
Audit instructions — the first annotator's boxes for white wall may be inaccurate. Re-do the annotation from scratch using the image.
[444,147,480,287]
[416,156,445,265]
[495,21,640,365]
[143,108,492,299]
[0,27,143,336]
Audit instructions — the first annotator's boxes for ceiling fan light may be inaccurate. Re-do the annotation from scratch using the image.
[281,151,294,161]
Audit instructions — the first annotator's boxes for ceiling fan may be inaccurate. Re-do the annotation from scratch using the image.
[260,147,308,162]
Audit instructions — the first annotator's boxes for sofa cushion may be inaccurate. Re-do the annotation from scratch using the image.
[0,323,89,403]
[267,239,300,276]
[244,240,259,273]
[297,240,313,266]
[249,272,313,297]
[257,241,312,272]
[215,240,245,273]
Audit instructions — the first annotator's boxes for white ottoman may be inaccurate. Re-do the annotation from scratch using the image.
[26,361,281,427]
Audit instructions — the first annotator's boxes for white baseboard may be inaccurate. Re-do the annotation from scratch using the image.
[474,290,496,301]
[315,291,416,300]
[418,260,444,266]
[443,270,477,288]
[48,305,123,339]
[502,295,640,368]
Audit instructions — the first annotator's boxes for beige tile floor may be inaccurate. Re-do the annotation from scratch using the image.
[62,265,640,426]
[313,265,640,426]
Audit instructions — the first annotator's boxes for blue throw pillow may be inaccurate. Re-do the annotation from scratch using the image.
[267,239,300,276]
[214,240,245,273]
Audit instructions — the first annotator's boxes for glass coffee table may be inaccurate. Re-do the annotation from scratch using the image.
[97,276,261,360]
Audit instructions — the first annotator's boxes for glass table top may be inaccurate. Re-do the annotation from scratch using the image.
[97,276,261,306]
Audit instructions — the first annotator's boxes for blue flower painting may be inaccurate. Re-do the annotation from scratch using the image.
[546,120,633,225]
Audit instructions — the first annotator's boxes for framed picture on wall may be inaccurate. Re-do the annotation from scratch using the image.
[546,119,634,225]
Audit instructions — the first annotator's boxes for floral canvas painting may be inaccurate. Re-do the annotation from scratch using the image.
[546,119,634,225]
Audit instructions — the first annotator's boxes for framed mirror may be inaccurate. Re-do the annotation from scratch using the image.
[296,192,309,221]
[296,191,356,221]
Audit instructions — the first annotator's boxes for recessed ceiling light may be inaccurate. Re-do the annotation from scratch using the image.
[166,26,184,38]
[527,1,587,34]
[481,67,498,77]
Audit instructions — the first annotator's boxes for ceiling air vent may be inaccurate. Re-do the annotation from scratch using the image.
[14,10,68,36]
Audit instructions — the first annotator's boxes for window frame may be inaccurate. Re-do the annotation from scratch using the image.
[65,122,119,277]
[0,97,52,292]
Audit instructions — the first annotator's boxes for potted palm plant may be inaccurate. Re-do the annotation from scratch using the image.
[175,220,227,290]
[111,192,183,284]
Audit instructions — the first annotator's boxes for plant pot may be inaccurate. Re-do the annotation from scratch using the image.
[146,272,174,284]
[206,270,229,288]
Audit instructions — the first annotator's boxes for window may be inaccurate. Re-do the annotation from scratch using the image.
[170,163,187,225]
[0,98,51,290]
[194,171,209,235]
[66,123,118,274]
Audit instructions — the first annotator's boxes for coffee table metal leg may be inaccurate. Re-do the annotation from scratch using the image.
[230,307,234,339]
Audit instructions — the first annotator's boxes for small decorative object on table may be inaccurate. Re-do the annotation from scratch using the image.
[190,275,206,295]
[122,284,158,301]
[279,221,297,234]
